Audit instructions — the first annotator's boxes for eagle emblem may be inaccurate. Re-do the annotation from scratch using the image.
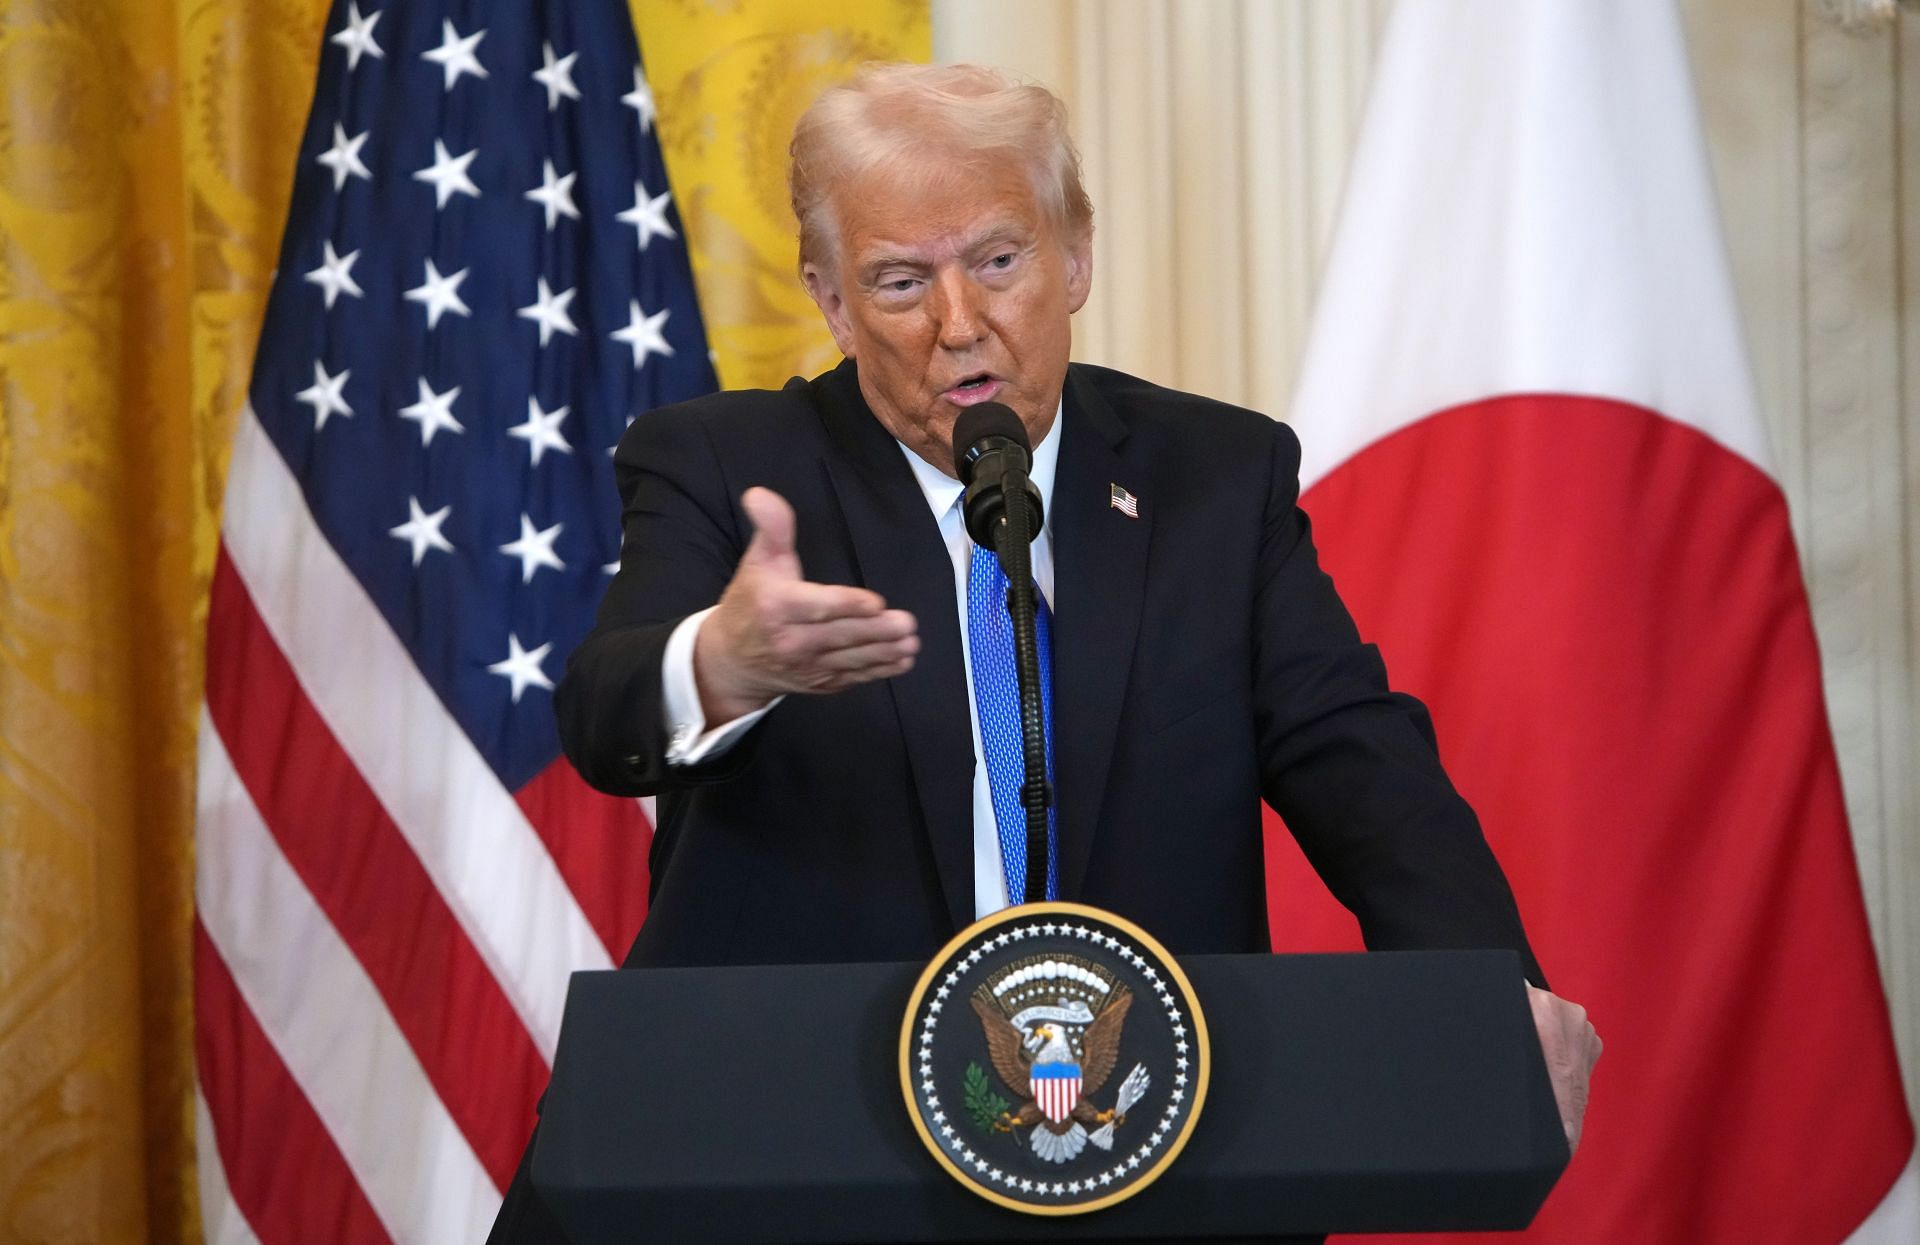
[969,956,1152,1164]
[900,903,1207,1213]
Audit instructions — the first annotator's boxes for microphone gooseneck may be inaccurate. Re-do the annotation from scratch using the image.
[952,403,1051,905]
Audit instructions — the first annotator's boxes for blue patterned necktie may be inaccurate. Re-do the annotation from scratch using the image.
[967,543,1058,904]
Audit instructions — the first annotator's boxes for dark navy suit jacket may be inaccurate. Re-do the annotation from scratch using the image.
[554,359,1542,983]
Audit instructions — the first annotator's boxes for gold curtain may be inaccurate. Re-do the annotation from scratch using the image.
[635,0,930,390]
[0,1,334,1240]
[0,2,924,1242]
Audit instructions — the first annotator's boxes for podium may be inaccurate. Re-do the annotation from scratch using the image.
[531,950,1567,1243]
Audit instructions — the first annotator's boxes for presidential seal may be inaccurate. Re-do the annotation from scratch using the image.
[899,902,1209,1215]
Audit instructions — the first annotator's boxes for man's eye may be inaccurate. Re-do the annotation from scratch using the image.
[885,278,918,293]
[989,253,1015,269]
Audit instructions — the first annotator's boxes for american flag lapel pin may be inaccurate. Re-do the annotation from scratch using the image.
[1109,482,1139,518]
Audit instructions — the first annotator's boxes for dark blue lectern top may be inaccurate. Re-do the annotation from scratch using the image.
[533,950,1566,1243]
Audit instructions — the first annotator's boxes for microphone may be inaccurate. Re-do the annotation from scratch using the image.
[952,402,1044,553]
[951,401,1052,905]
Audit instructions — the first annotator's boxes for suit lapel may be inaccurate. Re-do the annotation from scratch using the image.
[1051,367,1151,900]
[814,364,977,931]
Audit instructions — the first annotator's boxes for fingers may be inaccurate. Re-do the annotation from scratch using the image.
[1526,986,1600,1156]
[807,649,919,691]
[786,608,918,654]
[809,626,921,674]
[700,487,922,711]
[764,609,919,683]
[739,486,800,574]
[760,579,889,626]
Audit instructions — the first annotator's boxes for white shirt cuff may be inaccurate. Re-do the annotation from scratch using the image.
[661,606,779,766]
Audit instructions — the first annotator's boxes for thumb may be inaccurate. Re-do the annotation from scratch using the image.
[739,487,800,574]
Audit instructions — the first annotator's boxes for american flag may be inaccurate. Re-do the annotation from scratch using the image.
[193,2,715,1240]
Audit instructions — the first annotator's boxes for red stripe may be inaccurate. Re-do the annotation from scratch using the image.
[1267,395,1912,1242]
[1036,1077,1078,1124]
[515,758,651,961]
[195,920,394,1244]
[205,549,546,1190]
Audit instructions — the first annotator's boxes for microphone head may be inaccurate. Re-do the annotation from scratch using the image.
[951,401,1030,482]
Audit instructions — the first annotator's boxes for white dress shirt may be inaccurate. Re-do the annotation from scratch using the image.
[659,403,1062,919]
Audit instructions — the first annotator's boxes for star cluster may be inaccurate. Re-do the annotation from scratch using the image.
[249,1,717,788]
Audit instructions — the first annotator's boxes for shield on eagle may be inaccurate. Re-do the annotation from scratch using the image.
[1030,1062,1082,1125]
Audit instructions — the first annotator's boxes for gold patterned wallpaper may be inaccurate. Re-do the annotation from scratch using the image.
[0,2,925,1241]
[636,0,929,389]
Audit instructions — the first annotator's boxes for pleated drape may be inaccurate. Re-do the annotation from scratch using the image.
[0,3,333,1239]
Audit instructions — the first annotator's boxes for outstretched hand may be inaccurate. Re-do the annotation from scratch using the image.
[693,487,919,722]
[1527,984,1602,1155]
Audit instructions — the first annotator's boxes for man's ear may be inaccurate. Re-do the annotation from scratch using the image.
[803,263,857,358]
[1064,234,1094,314]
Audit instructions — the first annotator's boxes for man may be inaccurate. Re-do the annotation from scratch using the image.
[495,63,1597,1240]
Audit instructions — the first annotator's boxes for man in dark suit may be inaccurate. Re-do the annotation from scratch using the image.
[560,356,1553,979]
[493,61,1597,1241]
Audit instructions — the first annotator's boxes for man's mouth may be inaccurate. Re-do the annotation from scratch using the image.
[944,373,1003,405]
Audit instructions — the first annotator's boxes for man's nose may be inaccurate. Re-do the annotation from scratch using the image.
[930,269,987,349]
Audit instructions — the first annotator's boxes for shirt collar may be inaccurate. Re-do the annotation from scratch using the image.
[898,397,1063,529]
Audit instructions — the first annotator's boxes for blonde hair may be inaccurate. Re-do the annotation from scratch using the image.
[788,62,1095,272]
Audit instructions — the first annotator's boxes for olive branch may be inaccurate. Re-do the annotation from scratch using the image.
[962,1062,1011,1134]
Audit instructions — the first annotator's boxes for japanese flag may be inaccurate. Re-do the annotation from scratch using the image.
[1265,2,1918,1240]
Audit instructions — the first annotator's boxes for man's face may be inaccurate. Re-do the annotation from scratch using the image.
[803,160,1093,476]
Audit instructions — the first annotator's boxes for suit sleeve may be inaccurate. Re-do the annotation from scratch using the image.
[1250,421,1547,986]
[554,405,760,796]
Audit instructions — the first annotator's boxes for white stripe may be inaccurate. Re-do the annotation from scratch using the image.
[194,1085,264,1245]
[1290,0,1773,491]
[1846,1149,1920,1244]
[221,406,611,1058]
[1037,1077,1077,1123]
[195,714,499,1244]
